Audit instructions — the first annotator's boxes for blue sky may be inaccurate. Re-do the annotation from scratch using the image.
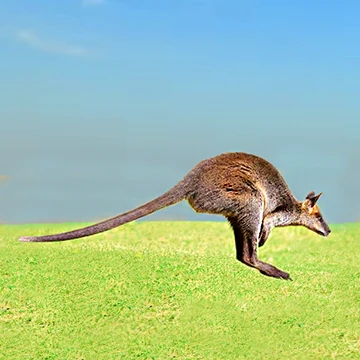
[1,0,359,224]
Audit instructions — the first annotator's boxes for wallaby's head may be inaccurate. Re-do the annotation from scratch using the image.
[300,191,331,237]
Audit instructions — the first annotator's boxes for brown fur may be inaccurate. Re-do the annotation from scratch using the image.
[19,152,331,280]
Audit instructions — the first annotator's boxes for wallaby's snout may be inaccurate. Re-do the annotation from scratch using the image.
[317,221,331,237]
[322,223,331,237]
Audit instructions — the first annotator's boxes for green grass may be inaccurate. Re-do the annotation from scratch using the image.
[1,221,359,359]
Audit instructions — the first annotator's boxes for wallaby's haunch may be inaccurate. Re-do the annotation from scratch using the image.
[19,152,331,280]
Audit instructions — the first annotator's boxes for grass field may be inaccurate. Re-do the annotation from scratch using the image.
[1,221,359,359]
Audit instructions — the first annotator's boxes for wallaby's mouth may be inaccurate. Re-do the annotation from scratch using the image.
[316,228,331,237]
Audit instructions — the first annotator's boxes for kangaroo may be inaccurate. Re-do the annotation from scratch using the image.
[19,152,331,280]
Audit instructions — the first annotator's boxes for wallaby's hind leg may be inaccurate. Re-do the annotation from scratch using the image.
[228,207,291,280]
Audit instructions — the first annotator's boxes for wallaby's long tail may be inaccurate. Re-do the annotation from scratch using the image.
[19,181,188,243]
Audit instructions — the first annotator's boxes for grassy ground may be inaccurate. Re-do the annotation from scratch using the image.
[0,221,359,359]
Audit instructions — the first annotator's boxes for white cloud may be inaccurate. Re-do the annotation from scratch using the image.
[82,0,106,6]
[14,29,89,57]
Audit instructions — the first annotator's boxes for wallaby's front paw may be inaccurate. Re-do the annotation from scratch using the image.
[258,238,266,247]
[258,227,269,247]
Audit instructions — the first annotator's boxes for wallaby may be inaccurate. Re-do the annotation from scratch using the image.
[19,152,331,280]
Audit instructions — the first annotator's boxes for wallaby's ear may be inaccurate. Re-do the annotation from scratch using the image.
[305,191,322,208]
[306,191,316,199]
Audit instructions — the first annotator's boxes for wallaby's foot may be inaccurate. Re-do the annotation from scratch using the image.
[260,269,292,280]
[257,261,292,280]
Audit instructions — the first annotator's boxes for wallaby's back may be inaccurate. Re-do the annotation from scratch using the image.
[185,152,297,216]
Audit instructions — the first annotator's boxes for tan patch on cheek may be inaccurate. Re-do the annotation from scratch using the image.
[309,204,320,215]
[301,201,320,215]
